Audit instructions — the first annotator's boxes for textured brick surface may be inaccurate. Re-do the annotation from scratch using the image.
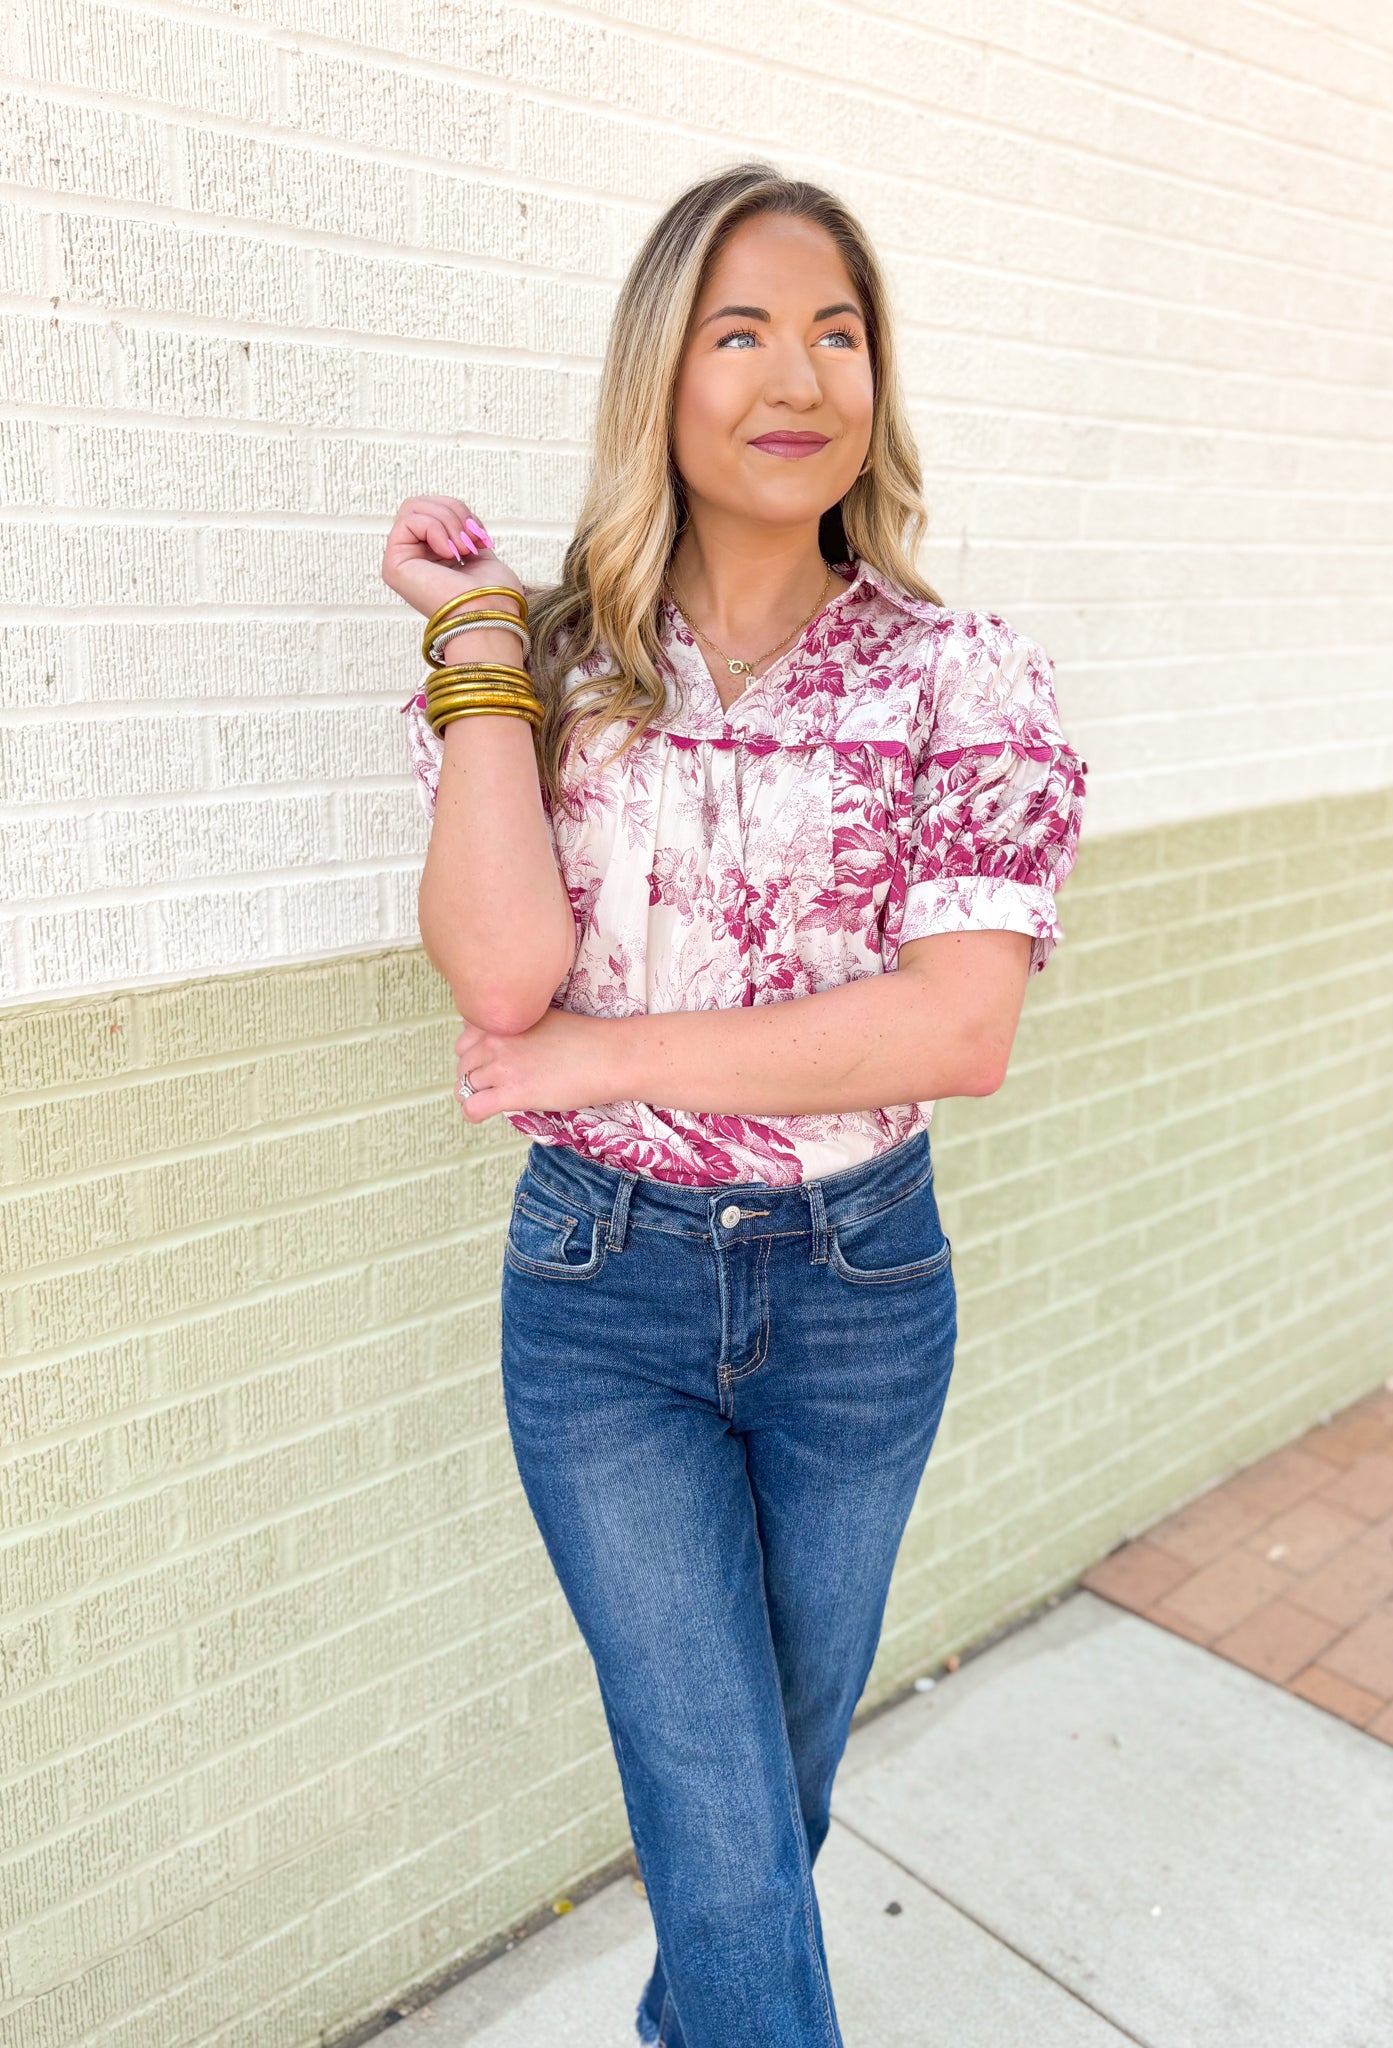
[4,1,1393,999]
[2,788,1392,2043]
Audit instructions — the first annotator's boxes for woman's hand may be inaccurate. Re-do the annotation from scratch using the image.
[454,1009,620,1123]
[380,493,525,622]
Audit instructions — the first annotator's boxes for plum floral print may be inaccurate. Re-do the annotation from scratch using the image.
[403,556,1088,1186]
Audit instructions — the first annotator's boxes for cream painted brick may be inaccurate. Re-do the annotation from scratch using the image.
[20,1,279,124]
[139,959,370,1064]
[0,314,111,409]
[0,199,48,297]
[197,0,399,42]
[245,339,356,427]
[474,359,582,439]
[278,872,383,955]
[317,435,586,518]
[0,627,63,706]
[0,995,134,1093]
[19,903,149,999]
[147,888,278,979]
[89,796,331,890]
[200,526,382,607]
[513,96,720,203]
[415,175,612,274]
[1,716,201,804]
[0,816,86,902]
[284,47,503,162]
[1,419,53,506]
[354,348,471,435]
[112,324,247,418]
[0,1490,171,1630]
[211,704,399,784]
[56,424,307,515]
[313,247,527,347]
[2,520,197,607]
[338,786,428,862]
[81,622,327,702]
[183,129,413,243]
[57,213,307,325]
[0,90,172,207]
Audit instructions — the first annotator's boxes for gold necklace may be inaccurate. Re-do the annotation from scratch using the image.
[664,564,836,681]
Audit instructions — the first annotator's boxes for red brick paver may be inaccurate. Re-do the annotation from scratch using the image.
[1082,1382,1393,1747]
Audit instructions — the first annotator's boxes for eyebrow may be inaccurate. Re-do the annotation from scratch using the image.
[699,300,864,327]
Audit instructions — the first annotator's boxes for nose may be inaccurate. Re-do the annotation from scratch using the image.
[760,337,824,409]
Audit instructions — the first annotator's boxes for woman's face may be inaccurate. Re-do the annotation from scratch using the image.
[672,212,874,535]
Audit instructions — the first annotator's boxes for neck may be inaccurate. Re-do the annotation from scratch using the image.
[666,511,840,647]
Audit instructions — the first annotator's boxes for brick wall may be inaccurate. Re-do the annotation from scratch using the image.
[4,0,1393,1000]
[3,794,1392,2044]
[4,2,1393,2042]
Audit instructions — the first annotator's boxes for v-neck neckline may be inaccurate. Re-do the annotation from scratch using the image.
[661,558,866,722]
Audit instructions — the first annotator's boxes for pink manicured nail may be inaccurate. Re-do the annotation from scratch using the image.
[458,531,479,554]
[465,517,492,548]
[444,537,462,561]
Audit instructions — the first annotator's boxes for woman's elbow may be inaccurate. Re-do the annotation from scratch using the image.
[960,1058,1010,1097]
[434,953,572,1035]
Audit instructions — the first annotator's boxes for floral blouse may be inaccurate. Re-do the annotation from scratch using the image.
[402,555,1087,1186]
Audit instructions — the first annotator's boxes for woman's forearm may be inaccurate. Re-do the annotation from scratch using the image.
[417,621,576,1033]
[600,963,1001,1115]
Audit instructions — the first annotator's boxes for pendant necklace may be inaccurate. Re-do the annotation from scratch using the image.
[664,564,836,685]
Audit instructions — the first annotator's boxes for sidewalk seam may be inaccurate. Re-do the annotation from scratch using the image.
[825,1815,1158,2048]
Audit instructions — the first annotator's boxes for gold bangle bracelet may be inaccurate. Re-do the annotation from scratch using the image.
[431,703,543,734]
[419,684,536,708]
[425,680,541,705]
[425,676,543,702]
[428,692,544,716]
[427,664,534,685]
[426,584,528,623]
[424,588,528,640]
[427,685,542,708]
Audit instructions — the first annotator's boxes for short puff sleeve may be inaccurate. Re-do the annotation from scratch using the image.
[401,689,443,819]
[899,616,1087,976]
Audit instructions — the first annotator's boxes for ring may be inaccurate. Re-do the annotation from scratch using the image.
[457,1070,474,1100]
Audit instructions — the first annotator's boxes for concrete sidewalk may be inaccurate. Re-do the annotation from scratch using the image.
[385,1589,1393,2047]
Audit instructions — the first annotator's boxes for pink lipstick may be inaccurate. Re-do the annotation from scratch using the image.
[747,432,830,459]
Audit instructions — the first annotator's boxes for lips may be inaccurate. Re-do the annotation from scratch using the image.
[747,433,830,458]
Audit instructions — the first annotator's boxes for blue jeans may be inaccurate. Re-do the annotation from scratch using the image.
[499,1128,958,2048]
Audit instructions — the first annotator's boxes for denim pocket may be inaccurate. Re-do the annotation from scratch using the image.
[827,1173,952,1286]
[504,1181,607,1281]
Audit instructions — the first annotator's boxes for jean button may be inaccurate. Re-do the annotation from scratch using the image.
[719,1204,742,1229]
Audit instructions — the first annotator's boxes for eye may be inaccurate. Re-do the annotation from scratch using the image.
[816,325,859,348]
[715,326,760,349]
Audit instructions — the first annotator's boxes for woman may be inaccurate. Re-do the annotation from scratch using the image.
[383,162,1086,2048]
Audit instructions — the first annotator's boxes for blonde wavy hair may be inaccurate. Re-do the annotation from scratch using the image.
[526,160,943,810]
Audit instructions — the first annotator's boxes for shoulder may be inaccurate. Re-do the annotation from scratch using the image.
[878,607,1061,742]
[847,563,1054,681]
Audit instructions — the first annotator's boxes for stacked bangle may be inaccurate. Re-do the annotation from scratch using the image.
[420,587,544,735]
[427,612,531,665]
[422,585,528,668]
[424,662,544,735]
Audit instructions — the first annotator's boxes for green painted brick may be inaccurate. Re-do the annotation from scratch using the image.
[1,789,1391,2046]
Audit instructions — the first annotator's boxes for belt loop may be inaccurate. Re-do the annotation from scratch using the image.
[606,1168,639,1252]
[805,1178,828,1264]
